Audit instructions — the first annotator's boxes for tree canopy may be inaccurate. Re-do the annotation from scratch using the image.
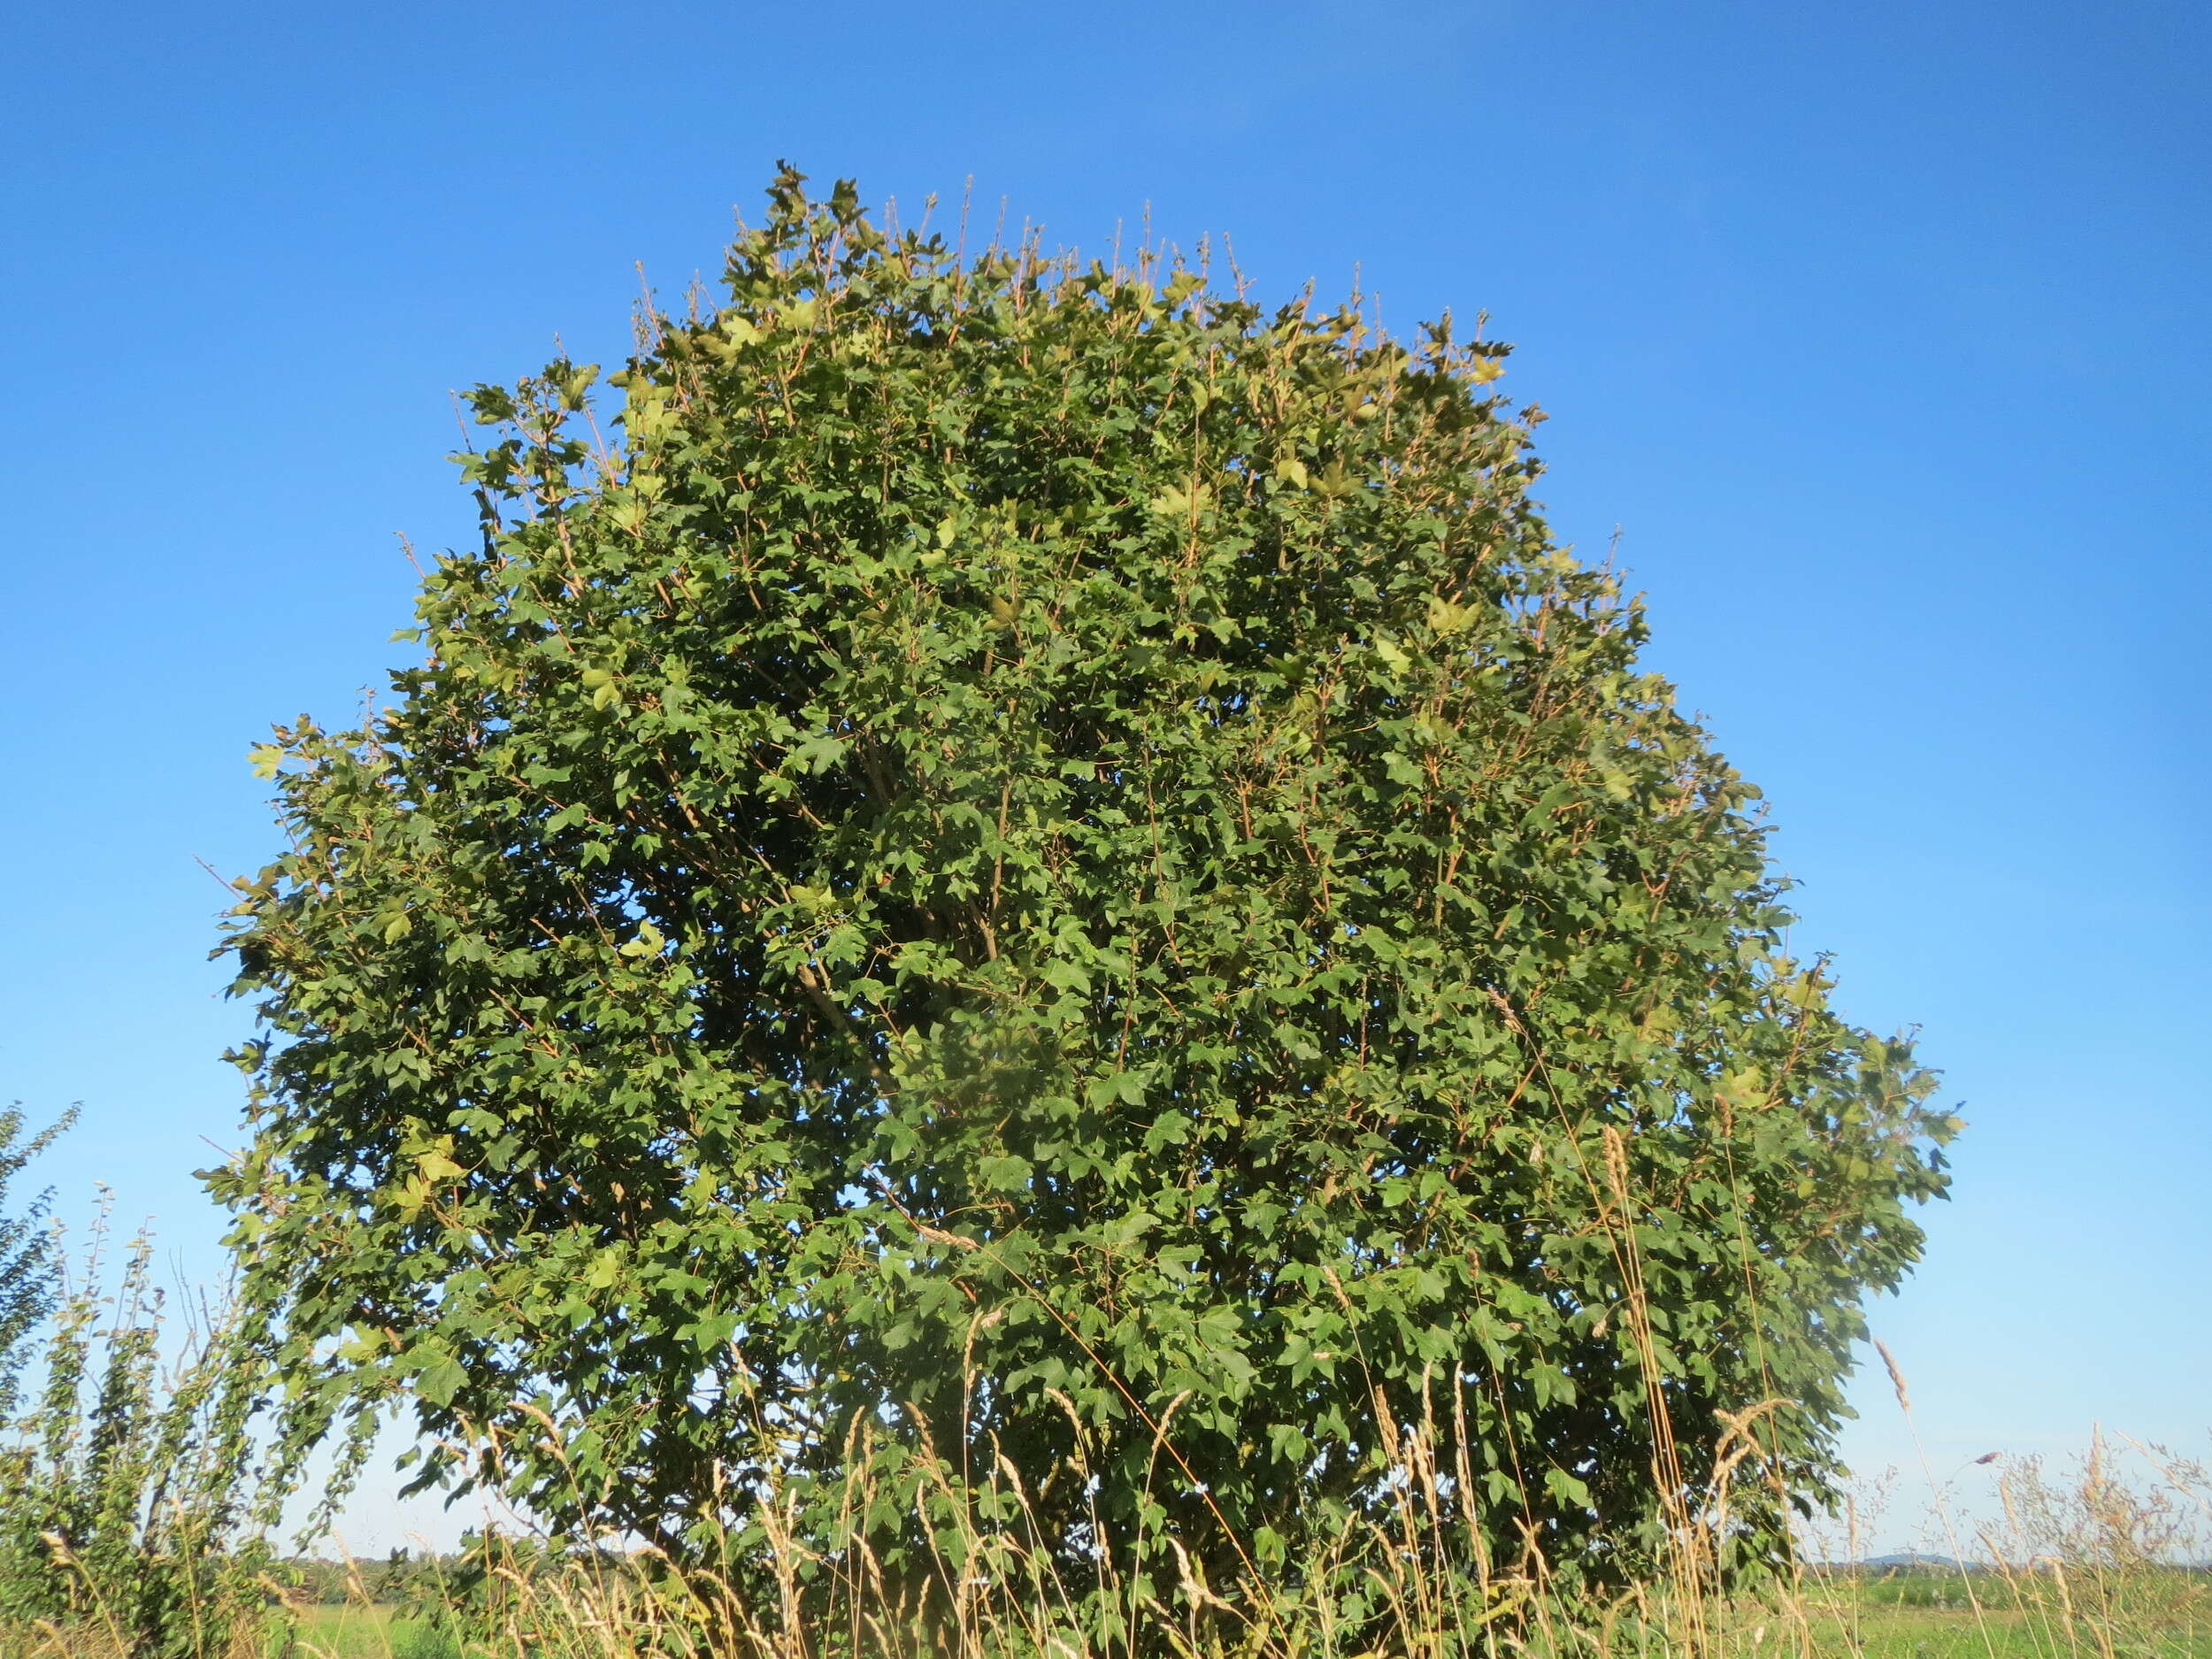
[211,166,1954,1586]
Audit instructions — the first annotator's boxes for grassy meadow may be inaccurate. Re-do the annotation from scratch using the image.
[251,1556,2211,1659]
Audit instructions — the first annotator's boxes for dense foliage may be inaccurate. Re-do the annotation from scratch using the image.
[211,167,1954,1589]
[0,1105,72,1419]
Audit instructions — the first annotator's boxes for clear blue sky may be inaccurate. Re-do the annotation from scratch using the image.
[4,0,2205,1551]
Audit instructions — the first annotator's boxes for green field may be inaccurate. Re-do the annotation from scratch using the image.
[0,1560,2203,1659]
[250,1569,2212,1659]
[290,1605,396,1659]
[1774,1572,2212,1659]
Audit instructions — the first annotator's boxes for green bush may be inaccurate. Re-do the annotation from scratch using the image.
[211,165,1954,1598]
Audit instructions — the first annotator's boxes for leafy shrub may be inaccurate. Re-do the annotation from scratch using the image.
[211,165,1955,1598]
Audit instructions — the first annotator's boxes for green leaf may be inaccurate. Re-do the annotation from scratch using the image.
[414,1348,466,1407]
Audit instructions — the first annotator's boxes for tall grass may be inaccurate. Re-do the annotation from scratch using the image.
[241,1446,2210,1659]
[267,1400,2208,1659]
[1971,1435,2210,1659]
[1786,1413,2209,1659]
